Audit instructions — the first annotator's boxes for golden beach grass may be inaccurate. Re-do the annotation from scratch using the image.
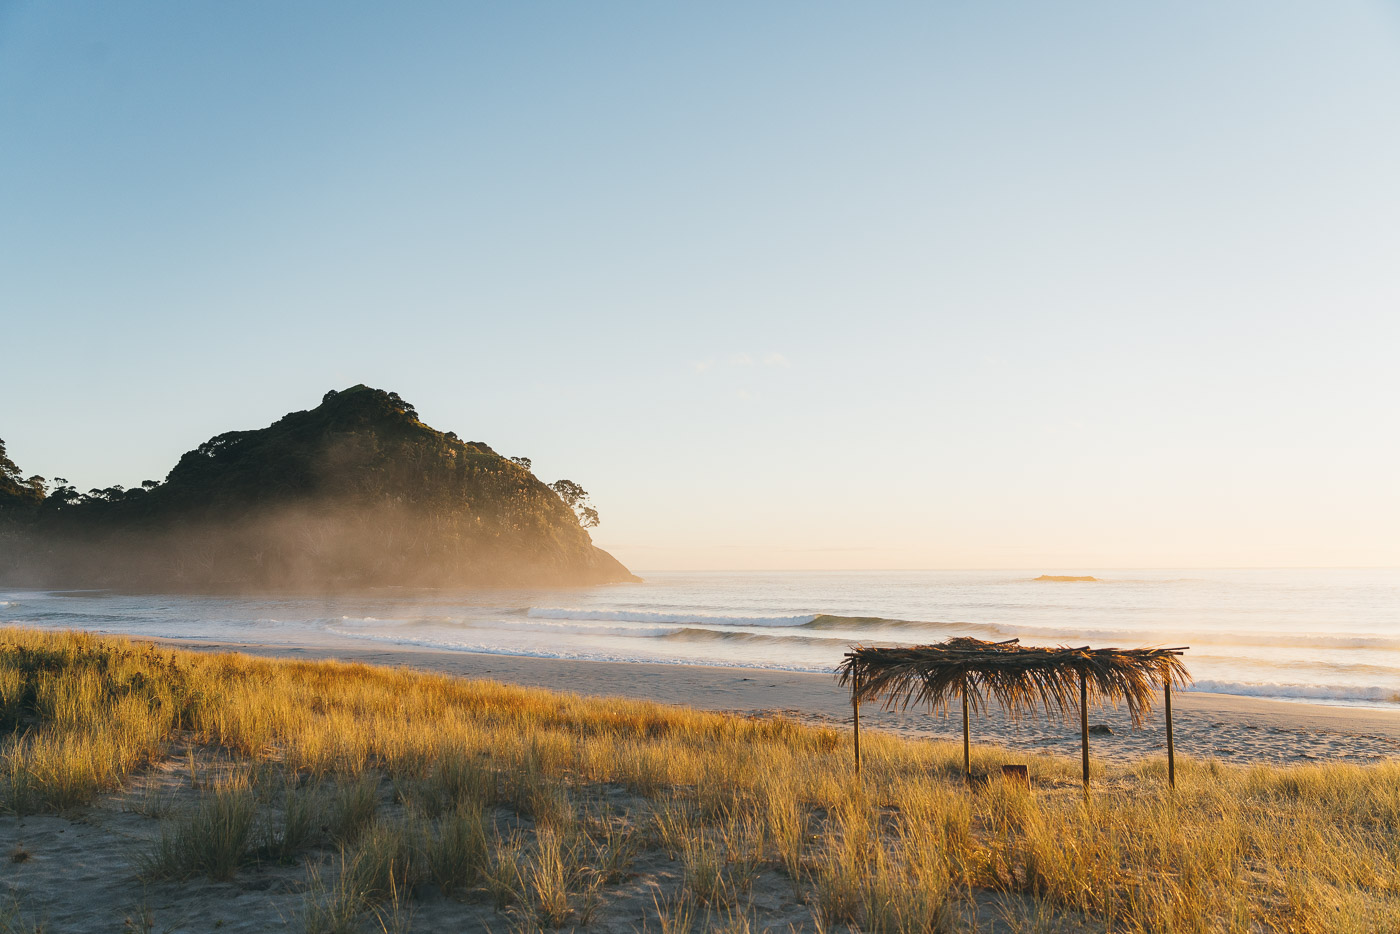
[2,628,1399,932]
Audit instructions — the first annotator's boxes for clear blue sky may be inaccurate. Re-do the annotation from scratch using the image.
[3,2,1398,569]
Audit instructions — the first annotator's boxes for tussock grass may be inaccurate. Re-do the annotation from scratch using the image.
[2,628,1400,931]
[302,860,364,934]
[423,803,491,897]
[141,777,258,881]
[329,772,381,843]
[260,777,321,863]
[340,819,417,906]
[590,810,641,884]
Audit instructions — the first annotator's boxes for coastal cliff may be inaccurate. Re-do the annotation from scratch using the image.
[0,386,640,590]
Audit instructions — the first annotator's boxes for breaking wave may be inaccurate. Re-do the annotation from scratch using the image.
[527,608,818,627]
[1191,680,1400,705]
[807,615,1400,651]
[659,627,858,648]
[516,610,1400,654]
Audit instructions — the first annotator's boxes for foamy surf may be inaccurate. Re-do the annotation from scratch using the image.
[810,615,1400,653]
[527,607,818,627]
[1191,680,1400,705]
[4,570,1398,709]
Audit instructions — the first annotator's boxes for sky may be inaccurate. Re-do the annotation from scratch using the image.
[2,2,1399,571]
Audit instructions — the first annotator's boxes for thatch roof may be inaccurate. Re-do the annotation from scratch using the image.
[837,637,1190,727]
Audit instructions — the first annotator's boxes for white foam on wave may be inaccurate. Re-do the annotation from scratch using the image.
[462,618,683,638]
[662,627,858,647]
[1191,680,1400,705]
[331,615,693,638]
[335,615,418,629]
[527,607,818,627]
[1191,654,1400,677]
[320,627,835,673]
[333,615,477,626]
[812,615,1400,652]
[334,615,866,645]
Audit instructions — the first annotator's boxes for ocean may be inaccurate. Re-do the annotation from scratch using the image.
[2,569,1396,708]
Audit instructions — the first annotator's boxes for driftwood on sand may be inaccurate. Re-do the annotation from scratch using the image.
[837,637,1190,788]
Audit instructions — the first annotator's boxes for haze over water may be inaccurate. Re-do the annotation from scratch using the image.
[4,568,1396,708]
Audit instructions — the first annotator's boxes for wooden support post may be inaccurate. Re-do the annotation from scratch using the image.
[852,673,862,779]
[961,679,971,783]
[1080,670,1090,791]
[1165,680,1175,789]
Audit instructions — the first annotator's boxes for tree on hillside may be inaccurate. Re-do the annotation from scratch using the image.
[386,392,418,420]
[549,479,600,529]
[0,437,46,517]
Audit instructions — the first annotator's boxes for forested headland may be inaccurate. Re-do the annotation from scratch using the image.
[0,385,638,590]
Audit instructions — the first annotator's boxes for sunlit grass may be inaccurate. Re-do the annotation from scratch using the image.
[2,627,1399,931]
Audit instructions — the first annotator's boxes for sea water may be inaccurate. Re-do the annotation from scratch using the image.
[2,569,1396,707]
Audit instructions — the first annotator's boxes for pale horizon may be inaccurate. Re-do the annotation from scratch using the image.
[623,566,1400,573]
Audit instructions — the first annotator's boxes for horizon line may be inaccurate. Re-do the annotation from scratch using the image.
[625,566,1400,573]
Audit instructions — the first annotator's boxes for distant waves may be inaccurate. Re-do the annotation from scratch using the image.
[4,569,1400,708]
[526,607,818,627]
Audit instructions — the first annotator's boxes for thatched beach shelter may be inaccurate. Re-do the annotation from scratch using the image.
[837,637,1190,788]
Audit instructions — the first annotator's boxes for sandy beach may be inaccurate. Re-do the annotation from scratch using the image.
[142,634,1400,766]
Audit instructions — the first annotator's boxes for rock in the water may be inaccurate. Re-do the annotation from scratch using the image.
[1088,724,1114,736]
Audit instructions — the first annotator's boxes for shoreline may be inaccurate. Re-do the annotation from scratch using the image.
[136,634,1400,765]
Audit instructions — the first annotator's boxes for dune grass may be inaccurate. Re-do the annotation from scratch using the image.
[2,627,1399,932]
